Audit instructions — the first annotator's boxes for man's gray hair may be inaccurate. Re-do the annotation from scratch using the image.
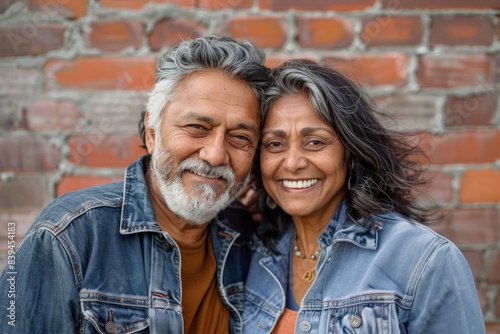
[145,35,270,132]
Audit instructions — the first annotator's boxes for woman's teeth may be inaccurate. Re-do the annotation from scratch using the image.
[282,179,318,189]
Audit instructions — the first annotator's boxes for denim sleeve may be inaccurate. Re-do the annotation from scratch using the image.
[0,229,81,333]
[407,241,486,334]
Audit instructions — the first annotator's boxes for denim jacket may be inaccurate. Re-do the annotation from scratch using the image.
[0,156,253,334]
[243,201,485,334]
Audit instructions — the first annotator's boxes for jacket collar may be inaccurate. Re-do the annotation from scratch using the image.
[120,155,163,234]
[317,199,380,251]
[263,199,381,257]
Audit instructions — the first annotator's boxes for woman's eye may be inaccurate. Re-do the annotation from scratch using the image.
[305,140,326,150]
[262,141,285,152]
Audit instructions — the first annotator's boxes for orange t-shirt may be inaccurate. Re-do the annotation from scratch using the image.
[177,231,229,334]
[271,308,298,334]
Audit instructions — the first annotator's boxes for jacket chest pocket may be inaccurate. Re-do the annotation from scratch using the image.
[81,299,150,334]
[327,297,400,334]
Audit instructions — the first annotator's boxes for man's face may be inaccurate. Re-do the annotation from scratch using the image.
[146,71,260,225]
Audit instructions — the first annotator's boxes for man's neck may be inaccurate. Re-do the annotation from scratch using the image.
[145,170,209,244]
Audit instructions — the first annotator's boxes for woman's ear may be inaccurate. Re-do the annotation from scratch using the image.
[144,112,155,155]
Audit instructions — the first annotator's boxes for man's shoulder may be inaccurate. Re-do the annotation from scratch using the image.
[34,181,125,231]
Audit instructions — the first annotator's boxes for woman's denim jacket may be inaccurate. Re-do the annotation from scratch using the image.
[0,156,253,333]
[243,201,485,334]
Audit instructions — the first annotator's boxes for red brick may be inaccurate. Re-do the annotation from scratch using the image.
[57,175,123,196]
[198,0,252,9]
[444,93,498,127]
[0,99,16,130]
[421,171,453,204]
[460,169,500,204]
[0,0,20,13]
[0,212,39,240]
[260,0,375,11]
[18,100,83,132]
[99,0,151,9]
[496,293,500,319]
[44,57,156,91]
[149,18,207,51]
[68,134,144,168]
[461,250,484,282]
[361,16,423,47]
[486,323,500,334]
[265,54,318,68]
[219,17,287,49]
[498,16,500,45]
[418,54,492,88]
[430,16,494,47]
[0,137,61,172]
[493,55,500,84]
[28,0,88,18]
[100,0,195,9]
[0,66,38,96]
[85,93,148,134]
[84,20,144,52]
[381,0,500,10]
[0,211,42,272]
[477,288,488,315]
[421,130,500,165]
[486,250,500,284]
[297,17,353,49]
[323,53,409,87]
[0,24,64,57]
[431,209,499,246]
[377,94,440,130]
[0,175,52,211]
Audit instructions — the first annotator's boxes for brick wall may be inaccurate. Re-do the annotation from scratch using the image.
[0,0,499,329]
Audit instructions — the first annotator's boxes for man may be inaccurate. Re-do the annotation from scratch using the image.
[0,35,270,333]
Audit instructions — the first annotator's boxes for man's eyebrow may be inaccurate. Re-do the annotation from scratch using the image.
[182,112,258,136]
[182,112,215,124]
[236,123,259,136]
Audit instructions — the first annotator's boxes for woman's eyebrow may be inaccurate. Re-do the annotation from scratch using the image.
[262,129,287,137]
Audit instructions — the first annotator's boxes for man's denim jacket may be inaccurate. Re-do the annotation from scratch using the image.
[0,156,253,333]
[243,200,485,333]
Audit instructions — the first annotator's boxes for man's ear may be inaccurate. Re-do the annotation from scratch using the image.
[144,112,156,155]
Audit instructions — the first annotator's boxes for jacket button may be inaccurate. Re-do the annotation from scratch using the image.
[351,315,362,328]
[161,240,171,251]
[105,321,118,333]
[299,320,311,332]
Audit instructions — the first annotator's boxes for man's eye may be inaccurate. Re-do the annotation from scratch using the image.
[186,124,208,135]
[229,135,253,149]
[187,124,205,130]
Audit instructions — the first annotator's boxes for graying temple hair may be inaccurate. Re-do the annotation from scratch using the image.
[257,60,431,249]
[145,35,270,133]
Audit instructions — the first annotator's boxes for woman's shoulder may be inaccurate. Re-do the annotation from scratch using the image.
[375,212,459,260]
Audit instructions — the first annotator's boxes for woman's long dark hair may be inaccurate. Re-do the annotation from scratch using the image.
[255,59,434,252]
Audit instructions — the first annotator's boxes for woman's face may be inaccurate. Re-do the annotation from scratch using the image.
[260,93,348,221]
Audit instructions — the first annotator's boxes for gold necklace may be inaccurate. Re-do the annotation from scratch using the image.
[294,234,321,283]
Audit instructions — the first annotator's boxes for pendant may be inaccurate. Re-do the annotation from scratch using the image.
[303,269,315,283]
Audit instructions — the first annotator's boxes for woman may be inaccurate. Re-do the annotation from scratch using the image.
[243,60,485,333]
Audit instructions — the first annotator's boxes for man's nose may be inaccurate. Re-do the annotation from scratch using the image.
[199,133,229,167]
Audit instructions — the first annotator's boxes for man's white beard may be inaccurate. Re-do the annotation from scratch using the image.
[150,135,250,225]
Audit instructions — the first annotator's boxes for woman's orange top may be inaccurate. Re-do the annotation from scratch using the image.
[271,308,298,334]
